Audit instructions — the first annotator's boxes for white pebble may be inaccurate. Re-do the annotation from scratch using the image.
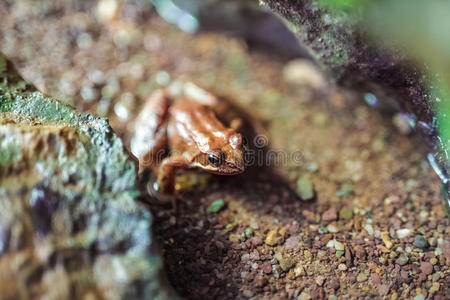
[396,228,411,239]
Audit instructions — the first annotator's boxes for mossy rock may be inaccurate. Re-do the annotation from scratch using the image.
[0,53,177,299]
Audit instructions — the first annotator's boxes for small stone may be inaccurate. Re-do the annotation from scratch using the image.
[279,255,295,271]
[262,261,272,274]
[294,264,305,277]
[420,262,433,275]
[392,113,412,135]
[381,232,393,249]
[249,250,260,261]
[336,184,353,197]
[429,282,440,294]
[315,275,325,286]
[326,223,338,233]
[97,0,118,22]
[413,235,428,249]
[370,273,381,285]
[395,255,409,266]
[430,257,438,265]
[249,218,259,230]
[304,250,313,262]
[254,275,265,287]
[413,294,425,300]
[250,236,263,247]
[298,291,311,300]
[339,207,354,220]
[296,175,315,200]
[242,290,253,298]
[338,263,347,271]
[283,59,327,89]
[335,250,344,258]
[334,240,345,251]
[432,272,441,282]
[245,227,254,238]
[206,199,225,213]
[356,272,368,282]
[322,208,337,222]
[265,230,279,246]
[285,236,300,250]
[378,284,390,296]
[396,228,411,239]
[312,112,328,127]
[241,253,250,263]
[363,224,374,236]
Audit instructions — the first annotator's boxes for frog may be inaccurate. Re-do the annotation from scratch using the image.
[131,82,247,194]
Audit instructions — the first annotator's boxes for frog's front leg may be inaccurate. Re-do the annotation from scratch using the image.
[157,156,191,194]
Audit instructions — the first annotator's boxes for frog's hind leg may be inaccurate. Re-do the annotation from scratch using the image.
[157,157,191,195]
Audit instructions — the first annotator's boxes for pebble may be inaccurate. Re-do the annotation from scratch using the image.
[396,228,411,239]
[321,208,337,222]
[296,175,315,200]
[254,275,265,287]
[326,223,338,233]
[363,224,374,236]
[242,290,253,298]
[241,253,250,263]
[378,284,390,296]
[298,291,311,300]
[338,263,347,271]
[279,256,295,271]
[370,273,381,285]
[432,272,441,282]
[334,240,345,251]
[429,282,440,294]
[206,199,225,213]
[356,272,368,282]
[250,218,259,230]
[245,228,254,238]
[413,235,428,249]
[381,232,393,249]
[282,59,326,90]
[420,262,433,275]
[265,230,279,246]
[336,184,353,197]
[96,0,118,22]
[339,207,354,220]
[315,275,325,286]
[294,264,305,277]
[262,261,272,274]
[413,294,425,300]
[285,236,300,250]
[430,257,438,265]
[395,255,409,266]
[250,236,263,247]
[249,249,260,261]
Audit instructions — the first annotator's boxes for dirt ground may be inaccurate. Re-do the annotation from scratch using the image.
[0,1,449,299]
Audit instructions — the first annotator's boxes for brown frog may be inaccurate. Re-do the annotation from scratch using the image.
[132,82,246,194]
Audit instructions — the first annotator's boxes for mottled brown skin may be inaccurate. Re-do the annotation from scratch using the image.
[136,85,246,194]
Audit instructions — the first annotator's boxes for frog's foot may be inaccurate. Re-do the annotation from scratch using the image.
[157,157,191,194]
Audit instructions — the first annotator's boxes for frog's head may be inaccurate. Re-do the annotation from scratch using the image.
[198,132,246,175]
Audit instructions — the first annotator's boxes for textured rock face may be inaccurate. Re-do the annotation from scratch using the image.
[0,54,173,299]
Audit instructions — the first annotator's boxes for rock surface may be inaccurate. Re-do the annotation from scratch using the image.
[0,54,175,299]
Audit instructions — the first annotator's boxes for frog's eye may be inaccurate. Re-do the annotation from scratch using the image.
[208,150,224,166]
